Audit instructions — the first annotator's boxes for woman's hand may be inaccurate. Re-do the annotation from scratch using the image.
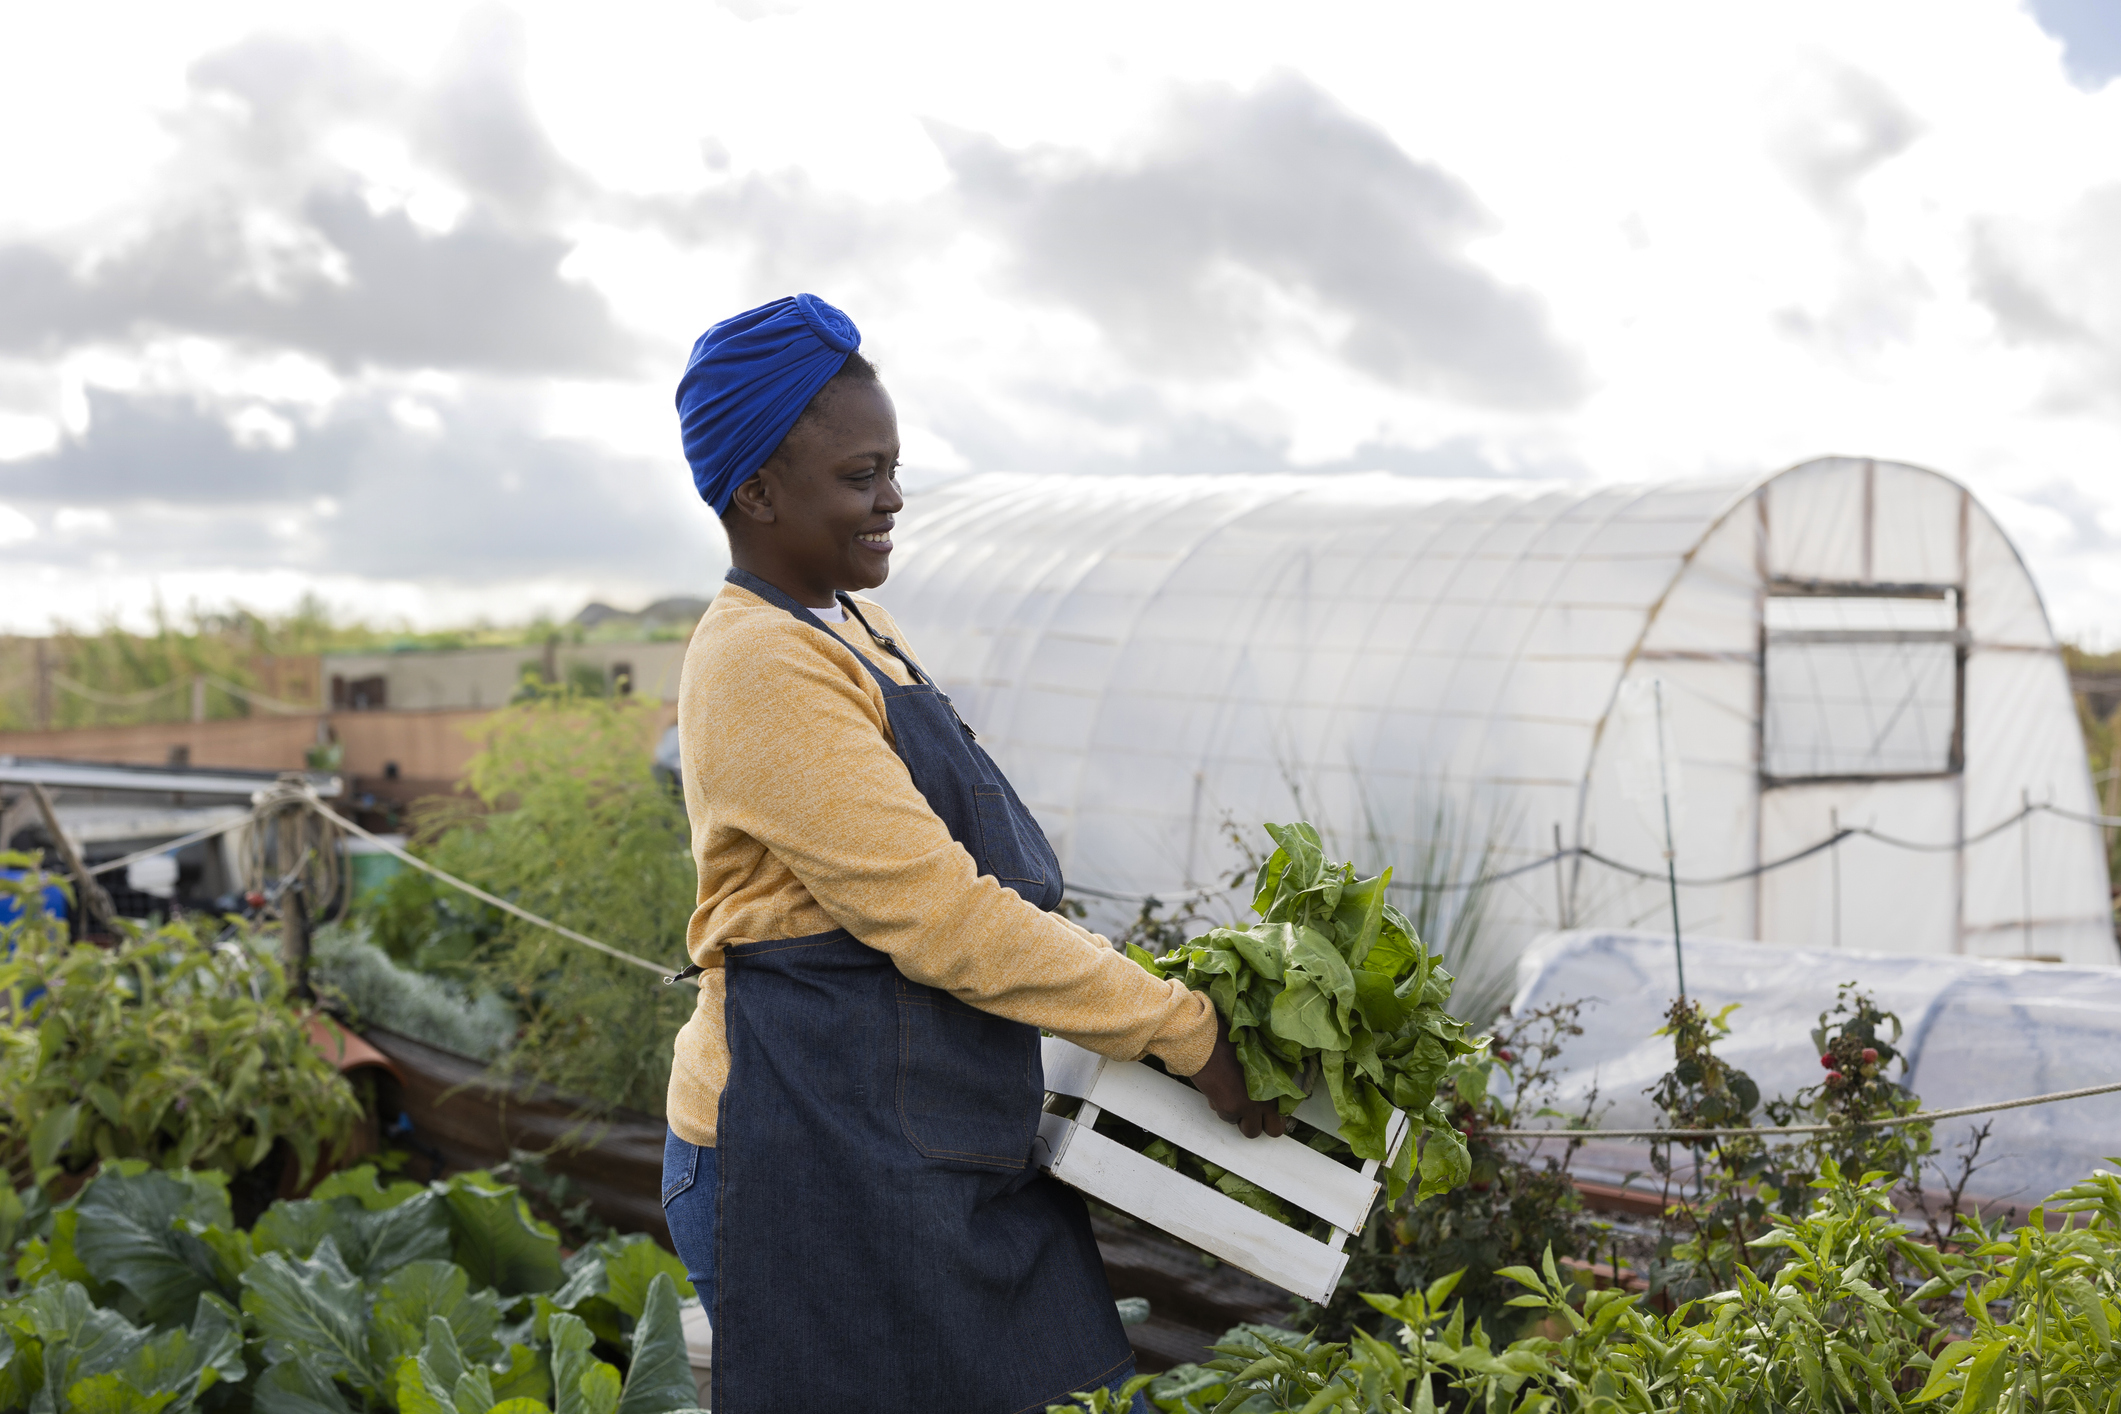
[1189,1033,1287,1138]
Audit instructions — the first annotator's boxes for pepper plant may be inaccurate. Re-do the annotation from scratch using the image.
[1054,1160,2121,1413]
[0,860,362,1195]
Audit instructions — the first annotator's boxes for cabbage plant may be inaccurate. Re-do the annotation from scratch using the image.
[0,1164,702,1414]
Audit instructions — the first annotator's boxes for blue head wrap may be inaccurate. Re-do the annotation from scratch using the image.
[675,293,861,514]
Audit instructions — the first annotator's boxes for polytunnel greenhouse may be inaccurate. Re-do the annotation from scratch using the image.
[882,456,2114,988]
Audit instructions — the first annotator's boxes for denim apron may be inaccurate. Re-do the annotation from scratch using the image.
[701,568,1132,1413]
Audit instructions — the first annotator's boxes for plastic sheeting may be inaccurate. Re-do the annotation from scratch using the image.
[1510,929,2121,1206]
[882,457,2112,968]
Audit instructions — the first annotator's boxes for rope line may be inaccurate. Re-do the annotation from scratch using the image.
[1066,800,2121,905]
[86,814,254,876]
[43,671,316,715]
[50,674,189,708]
[200,672,321,715]
[298,792,682,982]
[1483,1077,2121,1141]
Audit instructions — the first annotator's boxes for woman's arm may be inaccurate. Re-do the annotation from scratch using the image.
[692,612,1220,1076]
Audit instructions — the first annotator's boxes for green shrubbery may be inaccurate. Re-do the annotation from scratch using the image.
[309,927,517,1066]
[0,1163,701,1414]
[1307,1003,1600,1343]
[1638,989,1951,1306]
[0,866,362,1196]
[1061,1161,2121,1413]
[362,689,697,1116]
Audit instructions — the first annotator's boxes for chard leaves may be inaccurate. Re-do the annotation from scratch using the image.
[1268,979,1348,1053]
[1131,821,1480,1206]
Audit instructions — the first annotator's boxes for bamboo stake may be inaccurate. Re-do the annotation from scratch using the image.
[26,782,116,934]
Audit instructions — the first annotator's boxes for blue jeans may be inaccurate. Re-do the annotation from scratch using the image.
[659,1129,1149,1411]
[662,1129,718,1319]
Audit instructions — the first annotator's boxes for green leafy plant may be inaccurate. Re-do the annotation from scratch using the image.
[363,689,696,1115]
[1130,823,1479,1205]
[1057,1159,2121,1413]
[309,925,517,1065]
[0,1162,702,1414]
[1637,996,1770,1301]
[0,864,363,1194]
[1760,985,1933,1211]
[1310,1002,1601,1342]
[1643,988,1939,1304]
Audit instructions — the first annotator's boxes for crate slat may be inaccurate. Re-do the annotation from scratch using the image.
[1072,1051,1379,1232]
[1036,1113,1351,1305]
[1042,1035,1105,1100]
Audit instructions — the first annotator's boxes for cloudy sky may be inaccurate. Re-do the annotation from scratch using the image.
[3,0,2119,640]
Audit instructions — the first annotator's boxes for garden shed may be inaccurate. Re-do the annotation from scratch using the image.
[882,457,2113,980]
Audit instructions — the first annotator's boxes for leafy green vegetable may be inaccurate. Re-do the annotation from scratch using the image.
[1133,823,1478,1203]
[68,1168,229,1329]
[547,1313,619,1414]
[0,1282,242,1414]
[1,1163,699,1414]
[440,1183,563,1299]
[608,1276,695,1414]
[242,1240,379,1396]
[0,865,363,1195]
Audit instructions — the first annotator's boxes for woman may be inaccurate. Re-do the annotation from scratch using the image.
[662,294,1281,1413]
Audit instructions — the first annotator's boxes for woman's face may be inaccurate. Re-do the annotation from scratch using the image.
[727,379,903,602]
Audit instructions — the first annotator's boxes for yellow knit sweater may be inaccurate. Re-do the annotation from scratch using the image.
[664,581,1219,1146]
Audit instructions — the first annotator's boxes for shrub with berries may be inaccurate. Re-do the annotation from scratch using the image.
[1761,984,1932,1215]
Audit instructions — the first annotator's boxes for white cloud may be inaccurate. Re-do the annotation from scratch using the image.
[0,413,59,461]
[0,504,35,546]
[2,0,2120,643]
[896,423,969,474]
[229,404,296,449]
[388,396,443,434]
[53,506,115,535]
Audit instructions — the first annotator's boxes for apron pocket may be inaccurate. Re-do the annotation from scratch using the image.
[895,980,1040,1172]
[971,784,1049,889]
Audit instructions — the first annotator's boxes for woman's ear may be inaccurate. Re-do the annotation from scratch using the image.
[726,471,777,525]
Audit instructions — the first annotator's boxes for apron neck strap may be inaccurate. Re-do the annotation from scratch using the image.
[833,594,932,687]
[722,567,928,691]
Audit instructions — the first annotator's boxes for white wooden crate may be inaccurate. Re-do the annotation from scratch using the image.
[1034,1036,1409,1305]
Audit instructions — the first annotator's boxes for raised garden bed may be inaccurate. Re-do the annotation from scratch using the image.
[360,1025,670,1243]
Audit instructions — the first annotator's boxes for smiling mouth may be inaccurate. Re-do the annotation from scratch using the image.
[856,530,893,551]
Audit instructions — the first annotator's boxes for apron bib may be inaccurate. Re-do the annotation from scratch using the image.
[708,568,1131,1414]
